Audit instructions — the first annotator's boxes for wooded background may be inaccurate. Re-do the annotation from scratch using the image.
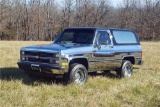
[0,0,160,41]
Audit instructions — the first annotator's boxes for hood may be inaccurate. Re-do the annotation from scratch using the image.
[21,43,90,52]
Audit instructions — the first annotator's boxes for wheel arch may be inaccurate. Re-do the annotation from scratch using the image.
[69,57,89,70]
[122,56,135,64]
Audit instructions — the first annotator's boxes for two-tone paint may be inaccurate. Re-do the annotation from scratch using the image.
[17,28,143,75]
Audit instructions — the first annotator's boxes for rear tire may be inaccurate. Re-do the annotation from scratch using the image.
[116,60,133,78]
[63,63,88,84]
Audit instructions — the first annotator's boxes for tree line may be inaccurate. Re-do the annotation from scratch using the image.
[0,0,160,41]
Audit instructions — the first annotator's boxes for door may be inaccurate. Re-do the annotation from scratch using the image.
[92,30,115,71]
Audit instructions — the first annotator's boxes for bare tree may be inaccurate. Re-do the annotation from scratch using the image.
[60,0,74,28]
[0,0,159,41]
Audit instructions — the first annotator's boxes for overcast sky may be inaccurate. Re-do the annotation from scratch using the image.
[111,0,123,7]
[54,0,124,7]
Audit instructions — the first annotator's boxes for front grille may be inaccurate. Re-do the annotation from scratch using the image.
[22,51,58,64]
[27,57,50,63]
[25,51,54,57]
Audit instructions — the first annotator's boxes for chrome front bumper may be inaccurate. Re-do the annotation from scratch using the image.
[17,61,67,74]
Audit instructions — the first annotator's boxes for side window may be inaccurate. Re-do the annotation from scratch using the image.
[113,30,137,44]
[97,31,111,45]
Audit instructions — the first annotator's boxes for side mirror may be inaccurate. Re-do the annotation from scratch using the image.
[94,41,101,50]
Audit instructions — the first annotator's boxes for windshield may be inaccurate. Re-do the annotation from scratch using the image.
[56,29,95,44]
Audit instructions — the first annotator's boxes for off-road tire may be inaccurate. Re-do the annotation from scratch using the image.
[116,60,133,78]
[63,63,88,84]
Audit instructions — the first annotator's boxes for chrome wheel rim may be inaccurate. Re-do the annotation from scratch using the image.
[74,69,85,84]
[124,64,132,77]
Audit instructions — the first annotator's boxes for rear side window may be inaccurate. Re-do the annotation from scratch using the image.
[113,30,138,44]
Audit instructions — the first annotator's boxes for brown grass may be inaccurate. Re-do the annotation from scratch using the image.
[0,41,160,107]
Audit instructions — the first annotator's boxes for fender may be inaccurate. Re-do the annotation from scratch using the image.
[68,56,89,70]
[122,55,135,64]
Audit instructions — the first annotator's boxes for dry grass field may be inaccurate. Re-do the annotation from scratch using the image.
[0,41,160,107]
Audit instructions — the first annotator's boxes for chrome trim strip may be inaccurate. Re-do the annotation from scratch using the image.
[24,55,58,60]
[22,61,60,66]
[90,60,114,62]
[21,48,59,53]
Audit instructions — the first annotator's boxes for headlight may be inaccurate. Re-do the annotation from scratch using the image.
[21,56,25,61]
[21,51,25,55]
[55,60,59,63]
[60,51,65,59]
[60,51,69,59]
[61,54,69,59]
[55,53,59,57]
[50,59,59,64]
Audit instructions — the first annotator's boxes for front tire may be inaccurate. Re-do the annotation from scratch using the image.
[116,60,133,78]
[64,63,88,84]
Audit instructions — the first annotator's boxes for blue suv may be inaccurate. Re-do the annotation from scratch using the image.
[18,28,143,84]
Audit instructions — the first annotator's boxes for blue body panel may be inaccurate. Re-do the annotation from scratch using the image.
[18,27,143,75]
